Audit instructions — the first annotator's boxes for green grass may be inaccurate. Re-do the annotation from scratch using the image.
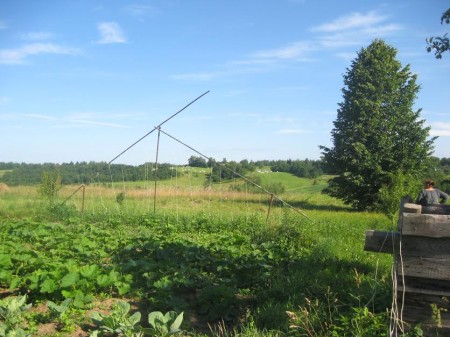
[0,172,399,336]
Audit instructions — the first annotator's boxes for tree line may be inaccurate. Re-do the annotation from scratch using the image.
[0,162,175,186]
[0,157,448,188]
[0,158,325,186]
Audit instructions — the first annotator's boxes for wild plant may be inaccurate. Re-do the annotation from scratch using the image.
[0,294,32,337]
[90,300,143,337]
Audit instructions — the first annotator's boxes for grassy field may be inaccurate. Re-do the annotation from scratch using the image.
[0,169,401,336]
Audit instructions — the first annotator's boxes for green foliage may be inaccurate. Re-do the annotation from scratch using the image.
[147,311,184,337]
[188,155,207,168]
[270,159,323,178]
[426,8,450,59]
[207,159,249,183]
[378,172,419,223]
[0,193,394,335]
[197,285,238,321]
[90,301,142,337]
[38,169,62,206]
[321,39,436,211]
[0,295,32,337]
[90,302,184,337]
[47,298,72,318]
[0,162,176,186]
[116,192,126,205]
[263,181,286,196]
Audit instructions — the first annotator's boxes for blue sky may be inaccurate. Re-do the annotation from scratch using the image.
[1,0,449,165]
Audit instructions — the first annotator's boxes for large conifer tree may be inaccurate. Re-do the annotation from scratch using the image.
[321,39,436,210]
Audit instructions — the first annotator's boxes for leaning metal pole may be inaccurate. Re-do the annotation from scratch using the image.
[108,90,210,165]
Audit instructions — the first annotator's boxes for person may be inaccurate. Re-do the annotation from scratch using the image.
[415,179,449,206]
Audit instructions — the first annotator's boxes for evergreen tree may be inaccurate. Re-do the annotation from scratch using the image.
[321,39,436,211]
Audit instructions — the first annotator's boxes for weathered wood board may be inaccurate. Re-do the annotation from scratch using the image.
[365,201,450,336]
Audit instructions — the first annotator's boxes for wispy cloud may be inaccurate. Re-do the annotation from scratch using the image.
[124,5,159,21]
[69,119,128,128]
[97,22,126,44]
[430,122,450,137]
[172,10,401,82]
[22,113,56,120]
[0,43,78,65]
[19,31,54,41]
[13,112,129,128]
[250,41,315,62]
[312,11,388,33]
[313,11,402,49]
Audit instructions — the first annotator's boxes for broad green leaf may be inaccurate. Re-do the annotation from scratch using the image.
[169,311,184,333]
[97,274,114,287]
[148,311,165,328]
[61,289,76,298]
[129,311,141,325]
[61,272,79,288]
[116,300,131,314]
[0,254,12,267]
[115,281,131,295]
[40,278,58,293]
[9,276,21,290]
[0,270,12,283]
[80,264,100,279]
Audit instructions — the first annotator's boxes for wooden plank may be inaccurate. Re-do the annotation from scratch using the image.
[396,291,450,328]
[364,230,399,253]
[420,326,450,337]
[397,256,450,281]
[365,231,450,257]
[401,213,450,237]
[398,236,450,258]
[397,276,450,297]
[422,204,450,215]
[403,202,422,213]
[398,202,421,230]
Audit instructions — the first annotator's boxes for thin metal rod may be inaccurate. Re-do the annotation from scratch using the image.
[158,128,315,223]
[153,128,161,213]
[61,184,85,207]
[266,194,274,224]
[108,90,210,165]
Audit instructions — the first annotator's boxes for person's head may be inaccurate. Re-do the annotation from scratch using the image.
[424,179,435,188]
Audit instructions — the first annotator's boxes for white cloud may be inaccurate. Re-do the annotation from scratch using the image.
[251,41,315,61]
[69,119,128,128]
[97,22,126,44]
[125,5,159,21]
[311,11,388,32]
[0,43,78,64]
[22,113,56,120]
[20,31,54,41]
[430,122,450,137]
[172,10,401,82]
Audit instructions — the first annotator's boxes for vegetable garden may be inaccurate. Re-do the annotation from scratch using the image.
[0,170,409,336]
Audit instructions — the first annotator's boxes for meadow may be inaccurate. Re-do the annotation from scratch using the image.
[0,168,403,336]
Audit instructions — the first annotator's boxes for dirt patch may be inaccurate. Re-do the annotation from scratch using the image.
[0,183,10,192]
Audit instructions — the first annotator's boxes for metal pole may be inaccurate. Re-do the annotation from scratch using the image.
[108,90,210,165]
[153,128,161,213]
